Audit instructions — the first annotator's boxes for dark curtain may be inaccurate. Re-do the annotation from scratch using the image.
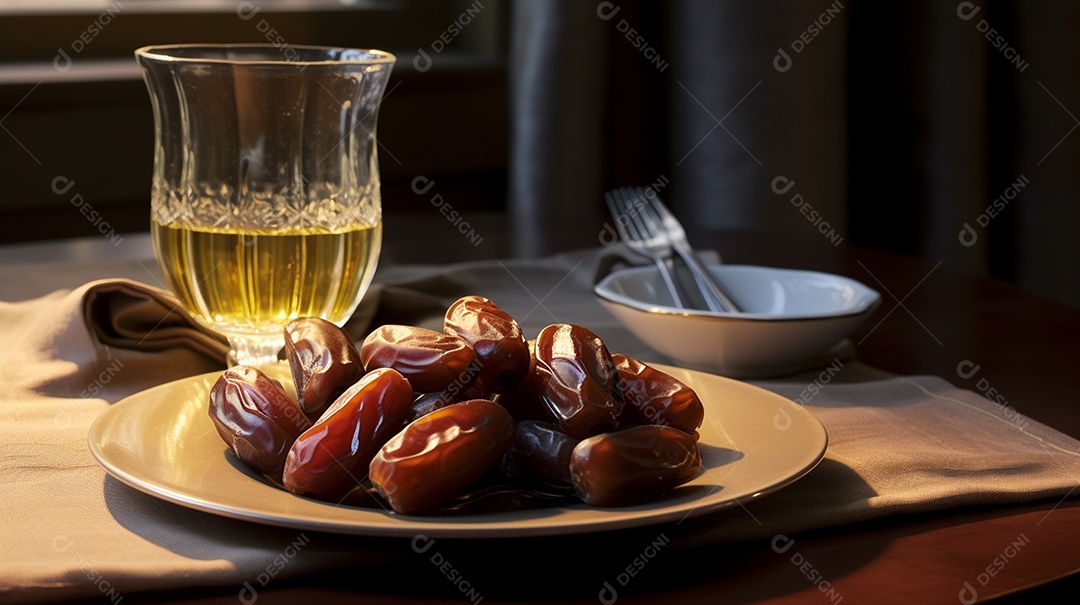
[508,0,1080,309]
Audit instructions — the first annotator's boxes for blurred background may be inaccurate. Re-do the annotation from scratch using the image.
[1,0,1077,309]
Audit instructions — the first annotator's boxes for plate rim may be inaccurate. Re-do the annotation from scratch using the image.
[88,364,828,538]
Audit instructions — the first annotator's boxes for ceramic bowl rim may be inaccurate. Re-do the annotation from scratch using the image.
[593,264,882,322]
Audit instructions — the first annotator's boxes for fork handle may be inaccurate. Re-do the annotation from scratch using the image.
[653,258,685,309]
[672,245,740,313]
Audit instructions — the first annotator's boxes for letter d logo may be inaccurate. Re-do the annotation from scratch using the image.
[54,48,72,72]
[598,581,618,605]
[957,2,981,21]
[238,581,258,605]
[771,175,795,195]
[413,48,432,72]
[773,48,792,73]
[597,1,621,21]
[958,580,978,605]
[958,222,978,247]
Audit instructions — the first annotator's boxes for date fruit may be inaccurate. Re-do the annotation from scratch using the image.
[570,425,702,507]
[208,366,311,474]
[369,399,515,514]
[282,368,413,501]
[209,300,710,513]
[406,385,482,422]
[534,323,621,438]
[494,341,555,423]
[361,325,478,394]
[613,354,705,435]
[500,420,579,488]
[443,295,530,392]
[284,317,365,419]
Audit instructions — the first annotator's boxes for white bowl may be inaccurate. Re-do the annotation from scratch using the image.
[594,264,881,378]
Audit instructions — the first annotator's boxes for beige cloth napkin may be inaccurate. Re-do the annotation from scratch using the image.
[2,252,1080,603]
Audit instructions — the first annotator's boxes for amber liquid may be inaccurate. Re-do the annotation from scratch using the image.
[151,219,381,338]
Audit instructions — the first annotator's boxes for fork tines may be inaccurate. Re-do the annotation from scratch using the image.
[604,187,686,308]
[605,188,651,243]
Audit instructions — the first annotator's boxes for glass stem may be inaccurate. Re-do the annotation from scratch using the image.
[227,336,285,368]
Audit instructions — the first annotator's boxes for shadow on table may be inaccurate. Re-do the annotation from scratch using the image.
[99,455,889,604]
[101,474,414,562]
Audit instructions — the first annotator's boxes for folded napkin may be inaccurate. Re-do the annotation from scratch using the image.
[2,250,1080,603]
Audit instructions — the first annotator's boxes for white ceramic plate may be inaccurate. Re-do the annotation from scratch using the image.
[88,365,827,538]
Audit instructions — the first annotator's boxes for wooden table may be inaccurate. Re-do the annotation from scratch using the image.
[6,212,1079,604]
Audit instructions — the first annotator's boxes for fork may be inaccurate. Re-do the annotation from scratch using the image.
[612,187,741,313]
[604,189,686,309]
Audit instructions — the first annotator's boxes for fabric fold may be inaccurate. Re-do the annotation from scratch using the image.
[82,278,229,362]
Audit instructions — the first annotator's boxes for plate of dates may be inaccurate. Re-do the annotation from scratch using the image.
[89,298,827,538]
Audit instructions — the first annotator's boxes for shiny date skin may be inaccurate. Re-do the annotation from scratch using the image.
[534,323,622,438]
[208,366,311,474]
[369,399,515,514]
[570,425,702,507]
[443,295,530,392]
[408,383,489,422]
[500,420,579,488]
[284,317,365,419]
[408,392,450,422]
[613,354,705,434]
[282,368,413,501]
[361,325,478,394]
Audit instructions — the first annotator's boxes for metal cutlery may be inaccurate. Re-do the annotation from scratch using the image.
[606,186,740,313]
[604,188,686,309]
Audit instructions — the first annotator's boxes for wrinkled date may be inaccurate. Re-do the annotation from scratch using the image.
[443,295,530,392]
[208,366,311,474]
[500,420,579,488]
[361,325,478,394]
[534,324,622,438]
[211,301,709,513]
[369,399,515,514]
[282,368,413,501]
[570,425,702,507]
[284,317,365,419]
[613,354,705,435]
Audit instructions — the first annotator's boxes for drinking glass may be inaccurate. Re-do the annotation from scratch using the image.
[135,44,395,367]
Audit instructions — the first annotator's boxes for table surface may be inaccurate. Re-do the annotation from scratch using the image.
[4,212,1080,604]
